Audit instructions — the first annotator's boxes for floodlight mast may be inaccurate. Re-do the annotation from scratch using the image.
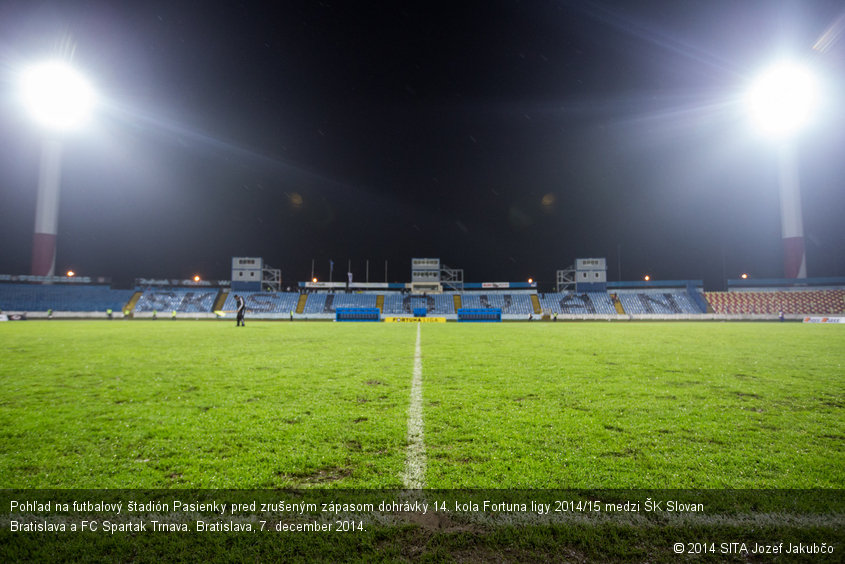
[778,144,806,278]
[31,139,63,277]
[746,60,819,279]
[21,61,95,276]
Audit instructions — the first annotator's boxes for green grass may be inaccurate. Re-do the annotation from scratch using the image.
[423,322,844,488]
[1,320,843,561]
[0,321,842,489]
[1,321,417,488]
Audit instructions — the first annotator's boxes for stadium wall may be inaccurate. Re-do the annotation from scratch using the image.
[4,279,842,321]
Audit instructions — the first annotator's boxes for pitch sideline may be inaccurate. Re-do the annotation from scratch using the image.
[402,323,426,489]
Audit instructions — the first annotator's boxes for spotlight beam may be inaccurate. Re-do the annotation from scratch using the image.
[21,61,95,131]
[20,60,96,276]
[745,59,821,279]
[746,61,820,140]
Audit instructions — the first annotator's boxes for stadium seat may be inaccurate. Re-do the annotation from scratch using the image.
[537,292,616,315]
[381,293,455,315]
[461,293,534,315]
[302,292,380,314]
[704,290,845,315]
[616,292,701,315]
[134,289,218,313]
[0,283,135,312]
[220,292,300,314]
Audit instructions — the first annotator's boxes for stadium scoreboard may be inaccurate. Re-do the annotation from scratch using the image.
[575,258,607,292]
[411,258,441,292]
[231,257,262,291]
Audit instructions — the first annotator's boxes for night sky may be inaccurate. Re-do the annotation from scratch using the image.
[1,1,844,290]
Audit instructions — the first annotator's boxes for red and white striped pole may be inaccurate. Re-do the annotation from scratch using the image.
[745,60,820,279]
[778,144,806,278]
[31,138,63,276]
[22,60,95,276]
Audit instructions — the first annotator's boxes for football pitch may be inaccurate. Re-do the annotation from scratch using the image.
[2,320,843,562]
[2,320,842,490]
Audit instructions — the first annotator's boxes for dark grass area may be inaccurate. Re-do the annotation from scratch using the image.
[3,521,842,563]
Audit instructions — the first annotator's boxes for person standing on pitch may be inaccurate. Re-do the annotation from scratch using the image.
[235,294,246,327]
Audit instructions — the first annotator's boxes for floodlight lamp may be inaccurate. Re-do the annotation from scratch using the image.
[66,270,75,277]
[644,275,651,281]
[312,277,318,283]
[194,275,201,282]
[741,273,749,279]
[746,61,820,139]
[21,61,95,131]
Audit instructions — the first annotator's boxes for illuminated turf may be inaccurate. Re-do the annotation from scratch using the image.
[0,321,842,489]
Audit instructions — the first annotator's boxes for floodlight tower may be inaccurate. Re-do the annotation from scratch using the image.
[746,60,820,278]
[20,61,95,276]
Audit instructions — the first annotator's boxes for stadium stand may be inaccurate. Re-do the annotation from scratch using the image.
[538,292,617,315]
[302,293,328,314]
[6,280,842,319]
[0,283,134,311]
[134,289,218,313]
[381,294,454,315]
[460,293,534,315]
[431,294,455,315]
[220,292,300,314]
[616,292,702,315]
[705,290,845,315]
[330,293,379,310]
[302,293,328,315]
[688,288,711,314]
[302,292,384,314]
[406,295,431,314]
[381,294,405,314]
[323,294,335,313]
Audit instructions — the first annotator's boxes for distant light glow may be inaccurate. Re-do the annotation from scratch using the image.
[741,273,749,279]
[194,275,201,282]
[312,277,318,283]
[21,61,95,131]
[644,275,651,281]
[746,61,820,139]
[66,270,75,277]
[528,278,534,284]
[813,12,845,54]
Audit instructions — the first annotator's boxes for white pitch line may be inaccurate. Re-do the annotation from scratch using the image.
[403,323,426,489]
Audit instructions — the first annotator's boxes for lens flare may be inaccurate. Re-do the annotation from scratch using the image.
[21,61,96,131]
[746,61,819,139]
